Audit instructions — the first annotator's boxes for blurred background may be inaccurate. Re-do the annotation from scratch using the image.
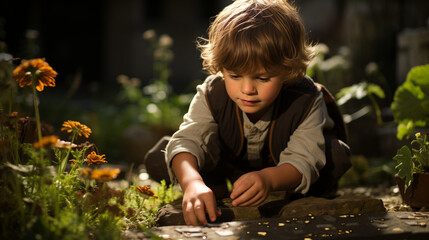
[1,0,428,187]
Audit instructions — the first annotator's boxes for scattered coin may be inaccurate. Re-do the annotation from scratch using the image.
[215,229,234,237]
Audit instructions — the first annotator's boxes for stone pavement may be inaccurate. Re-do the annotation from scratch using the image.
[149,211,429,240]
[122,211,429,239]
[120,170,428,239]
[121,191,429,240]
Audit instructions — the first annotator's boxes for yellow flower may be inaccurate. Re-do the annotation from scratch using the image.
[85,151,107,165]
[33,135,59,148]
[90,168,120,181]
[136,185,158,198]
[12,58,57,91]
[416,132,421,138]
[61,120,92,138]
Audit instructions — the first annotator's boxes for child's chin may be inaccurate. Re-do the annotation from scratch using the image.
[240,108,259,114]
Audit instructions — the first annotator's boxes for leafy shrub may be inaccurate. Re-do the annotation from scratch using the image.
[391,64,429,140]
[394,132,429,191]
[0,58,181,239]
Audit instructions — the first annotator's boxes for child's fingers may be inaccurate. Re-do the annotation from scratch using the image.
[230,177,251,199]
[235,190,265,206]
[231,185,258,206]
[183,201,198,226]
[204,196,220,223]
[193,199,208,225]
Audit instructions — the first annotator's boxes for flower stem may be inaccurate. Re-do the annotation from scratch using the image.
[31,75,44,164]
[59,132,76,176]
[9,87,13,114]
[368,93,383,126]
[31,79,42,144]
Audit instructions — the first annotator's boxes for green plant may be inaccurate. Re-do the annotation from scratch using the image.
[339,155,395,187]
[116,30,193,131]
[391,64,429,140]
[1,58,181,239]
[394,132,429,191]
[307,44,386,125]
[334,61,387,125]
[306,43,350,95]
[336,81,385,125]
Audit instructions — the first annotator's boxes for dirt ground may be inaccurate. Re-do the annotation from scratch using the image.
[338,185,424,212]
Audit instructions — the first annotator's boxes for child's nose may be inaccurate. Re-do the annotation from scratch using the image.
[241,79,256,95]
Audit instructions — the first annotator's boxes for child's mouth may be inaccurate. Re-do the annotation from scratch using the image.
[240,99,258,106]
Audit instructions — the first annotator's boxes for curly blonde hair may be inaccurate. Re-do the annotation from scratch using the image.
[198,0,314,82]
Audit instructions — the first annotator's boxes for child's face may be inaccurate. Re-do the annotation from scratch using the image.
[222,68,285,121]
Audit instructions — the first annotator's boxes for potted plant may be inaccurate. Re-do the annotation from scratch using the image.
[392,64,429,208]
[394,132,429,208]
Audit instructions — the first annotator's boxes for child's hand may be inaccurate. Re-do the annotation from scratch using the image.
[230,171,271,207]
[182,179,221,226]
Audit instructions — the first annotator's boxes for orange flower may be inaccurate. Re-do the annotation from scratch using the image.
[7,112,19,118]
[136,185,158,198]
[85,151,107,165]
[12,58,57,91]
[61,120,92,138]
[69,159,79,168]
[33,135,59,148]
[82,167,92,177]
[90,168,120,181]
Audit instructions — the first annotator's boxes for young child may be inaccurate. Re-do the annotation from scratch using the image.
[145,0,350,226]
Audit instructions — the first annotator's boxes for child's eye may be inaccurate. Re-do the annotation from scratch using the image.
[258,77,270,81]
[229,74,240,79]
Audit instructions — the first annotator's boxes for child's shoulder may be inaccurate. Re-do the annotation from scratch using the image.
[203,74,227,97]
[203,74,223,87]
[284,76,319,95]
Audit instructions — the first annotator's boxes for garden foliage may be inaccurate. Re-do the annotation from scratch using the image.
[116,30,193,131]
[391,64,429,140]
[307,44,386,125]
[394,132,429,191]
[0,57,181,239]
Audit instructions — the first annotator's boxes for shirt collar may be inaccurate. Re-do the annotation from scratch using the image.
[242,106,273,132]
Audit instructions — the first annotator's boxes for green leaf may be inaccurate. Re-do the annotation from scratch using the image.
[3,162,33,174]
[391,64,429,139]
[409,64,429,87]
[366,83,385,99]
[412,133,429,171]
[336,82,367,105]
[306,66,315,78]
[396,120,415,140]
[335,82,385,106]
[394,145,414,191]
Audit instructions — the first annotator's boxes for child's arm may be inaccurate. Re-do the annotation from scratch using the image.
[230,163,302,206]
[172,152,221,225]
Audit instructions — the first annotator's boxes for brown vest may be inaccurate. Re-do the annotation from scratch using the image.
[205,75,320,164]
[204,75,351,196]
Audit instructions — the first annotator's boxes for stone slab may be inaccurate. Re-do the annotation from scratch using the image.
[279,195,386,218]
[156,193,386,226]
